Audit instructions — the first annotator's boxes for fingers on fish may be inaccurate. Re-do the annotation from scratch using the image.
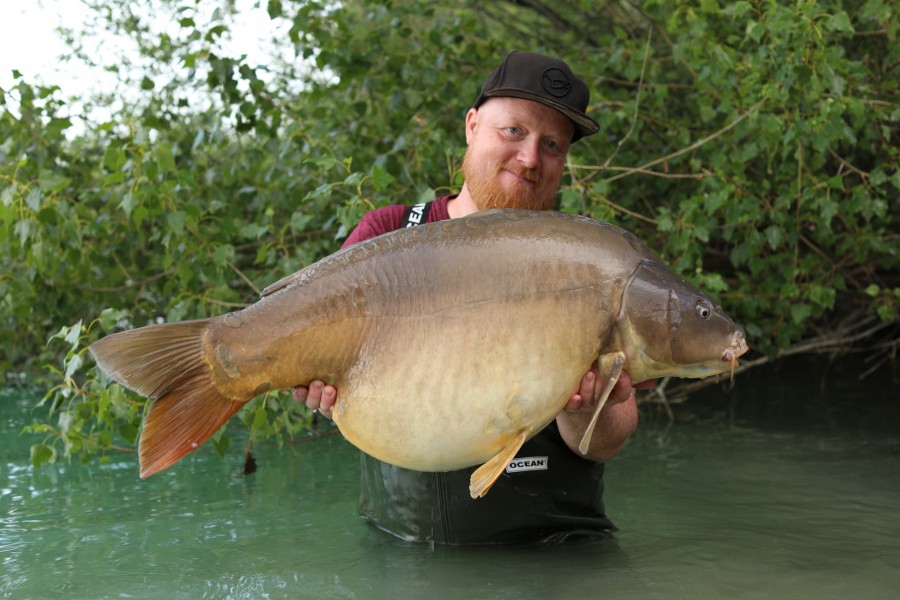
[578,352,625,455]
[89,319,247,477]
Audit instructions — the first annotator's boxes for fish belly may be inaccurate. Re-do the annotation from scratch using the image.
[333,295,603,472]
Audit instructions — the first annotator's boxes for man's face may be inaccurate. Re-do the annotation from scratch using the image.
[462,97,574,211]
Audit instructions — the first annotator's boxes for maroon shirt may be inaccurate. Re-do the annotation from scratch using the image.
[341,195,453,248]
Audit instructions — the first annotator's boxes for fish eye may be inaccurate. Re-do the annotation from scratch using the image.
[696,303,711,320]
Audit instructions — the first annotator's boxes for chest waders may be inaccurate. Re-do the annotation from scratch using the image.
[357,203,616,545]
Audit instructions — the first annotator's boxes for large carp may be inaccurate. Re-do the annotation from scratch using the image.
[90,209,748,498]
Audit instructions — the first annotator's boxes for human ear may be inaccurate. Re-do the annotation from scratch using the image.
[464,108,479,145]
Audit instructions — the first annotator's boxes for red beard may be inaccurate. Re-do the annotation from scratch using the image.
[461,150,557,211]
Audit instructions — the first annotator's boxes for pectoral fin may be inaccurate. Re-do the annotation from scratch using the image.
[469,431,528,499]
[577,352,626,455]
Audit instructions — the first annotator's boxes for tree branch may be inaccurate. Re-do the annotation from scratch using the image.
[598,27,654,170]
[590,97,768,184]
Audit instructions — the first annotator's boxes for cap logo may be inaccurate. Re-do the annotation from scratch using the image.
[541,68,571,98]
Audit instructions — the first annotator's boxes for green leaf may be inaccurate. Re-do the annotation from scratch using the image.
[25,187,41,211]
[1,182,17,206]
[212,243,235,267]
[809,285,835,309]
[825,11,854,34]
[416,188,436,204]
[790,303,812,325]
[64,320,83,346]
[290,211,313,232]
[154,143,177,173]
[167,210,187,235]
[99,308,129,330]
[876,303,896,322]
[821,63,846,96]
[239,223,268,239]
[118,423,140,445]
[38,169,70,192]
[765,225,784,250]
[30,444,56,468]
[118,192,137,217]
[14,219,33,246]
[723,1,752,17]
[64,352,84,380]
[206,24,228,42]
[103,145,126,172]
[371,164,395,192]
[344,171,364,186]
[22,423,55,435]
[253,401,268,430]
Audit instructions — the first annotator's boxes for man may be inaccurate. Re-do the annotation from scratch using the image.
[294,51,646,544]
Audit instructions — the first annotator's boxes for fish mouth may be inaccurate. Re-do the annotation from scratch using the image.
[721,334,749,379]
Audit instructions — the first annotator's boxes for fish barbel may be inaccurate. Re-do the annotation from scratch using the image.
[89,209,748,497]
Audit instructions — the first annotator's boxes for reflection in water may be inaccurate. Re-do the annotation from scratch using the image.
[2,355,898,599]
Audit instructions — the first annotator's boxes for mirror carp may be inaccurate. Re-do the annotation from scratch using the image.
[90,209,748,498]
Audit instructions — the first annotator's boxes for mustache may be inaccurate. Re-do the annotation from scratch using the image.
[496,162,540,184]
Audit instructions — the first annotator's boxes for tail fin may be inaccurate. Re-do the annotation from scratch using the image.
[89,320,246,477]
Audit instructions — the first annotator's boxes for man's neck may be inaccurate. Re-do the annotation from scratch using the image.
[447,185,478,219]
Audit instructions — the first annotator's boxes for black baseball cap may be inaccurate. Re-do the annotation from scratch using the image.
[473,51,599,142]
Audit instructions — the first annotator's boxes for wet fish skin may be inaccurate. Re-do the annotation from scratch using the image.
[89,209,748,497]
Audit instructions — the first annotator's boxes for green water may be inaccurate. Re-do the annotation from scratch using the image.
[2,356,899,599]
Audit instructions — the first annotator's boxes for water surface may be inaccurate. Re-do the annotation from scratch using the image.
[2,355,898,599]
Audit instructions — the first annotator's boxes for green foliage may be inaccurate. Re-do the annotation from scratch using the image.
[2,0,897,468]
[24,313,145,468]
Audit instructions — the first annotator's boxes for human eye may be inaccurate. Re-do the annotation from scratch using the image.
[544,138,566,155]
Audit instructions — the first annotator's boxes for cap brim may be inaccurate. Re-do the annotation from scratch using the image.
[482,89,600,140]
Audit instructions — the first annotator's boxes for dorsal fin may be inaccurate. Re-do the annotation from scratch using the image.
[260,270,304,298]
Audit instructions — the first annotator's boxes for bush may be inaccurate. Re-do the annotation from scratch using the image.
[2,0,896,467]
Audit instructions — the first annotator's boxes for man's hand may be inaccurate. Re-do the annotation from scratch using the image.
[557,363,654,463]
[292,380,337,420]
[565,363,633,413]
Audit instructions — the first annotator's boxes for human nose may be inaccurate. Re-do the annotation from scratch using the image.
[515,138,541,169]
